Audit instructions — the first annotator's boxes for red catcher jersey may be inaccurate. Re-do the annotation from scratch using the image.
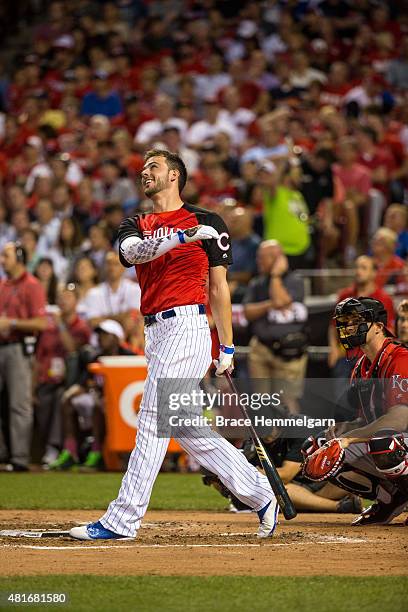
[118,203,232,314]
[351,338,408,419]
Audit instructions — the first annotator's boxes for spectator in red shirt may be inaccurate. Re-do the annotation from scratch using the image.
[111,94,151,138]
[337,256,395,327]
[371,227,406,288]
[112,128,144,179]
[320,61,353,108]
[0,116,26,159]
[109,48,140,98]
[0,242,47,471]
[35,284,91,468]
[73,64,92,99]
[224,58,263,110]
[356,125,396,200]
[364,111,407,203]
[328,254,395,398]
[369,4,401,45]
[58,96,87,144]
[333,137,373,260]
[135,68,161,117]
[200,163,238,203]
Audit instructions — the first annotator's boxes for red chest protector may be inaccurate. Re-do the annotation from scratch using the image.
[351,340,403,423]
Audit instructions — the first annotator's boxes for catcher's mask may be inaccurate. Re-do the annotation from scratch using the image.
[333,297,392,350]
[368,430,408,478]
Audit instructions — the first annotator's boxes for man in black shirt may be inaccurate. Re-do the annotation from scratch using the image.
[243,240,308,414]
[300,149,335,216]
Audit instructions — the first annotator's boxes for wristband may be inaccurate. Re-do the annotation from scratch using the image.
[10,319,17,329]
[220,344,235,355]
[177,230,186,244]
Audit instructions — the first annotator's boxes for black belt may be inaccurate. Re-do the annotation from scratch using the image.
[144,304,206,327]
[0,341,21,347]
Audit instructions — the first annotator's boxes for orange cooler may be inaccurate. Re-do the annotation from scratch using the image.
[89,355,182,469]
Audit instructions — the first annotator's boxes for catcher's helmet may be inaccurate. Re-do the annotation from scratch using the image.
[333,297,392,350]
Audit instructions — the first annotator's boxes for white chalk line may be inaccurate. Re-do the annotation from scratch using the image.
[0,535,371,551]
[3,543,274,550]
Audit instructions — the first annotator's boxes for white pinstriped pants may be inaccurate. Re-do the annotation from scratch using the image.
[100,306,274,537]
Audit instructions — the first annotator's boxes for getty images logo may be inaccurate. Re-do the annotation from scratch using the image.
[391,374,408,392]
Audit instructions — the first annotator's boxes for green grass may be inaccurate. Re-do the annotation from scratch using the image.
[0,576,406,612]
[0,473,226,510]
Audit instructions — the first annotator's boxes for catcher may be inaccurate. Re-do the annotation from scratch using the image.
[203,431,362,515]
[302,297,408,525]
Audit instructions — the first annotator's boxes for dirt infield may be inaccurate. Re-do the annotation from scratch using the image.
[0,510,407,577]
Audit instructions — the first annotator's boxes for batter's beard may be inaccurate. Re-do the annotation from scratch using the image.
[144,175,170,197]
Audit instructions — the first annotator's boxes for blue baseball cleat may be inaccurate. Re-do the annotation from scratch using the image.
[257,498,279,538]
[69,521,132,540]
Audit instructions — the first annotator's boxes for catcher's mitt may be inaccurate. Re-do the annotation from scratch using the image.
[302,438,346,482]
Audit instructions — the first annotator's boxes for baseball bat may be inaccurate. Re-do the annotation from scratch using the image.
[224,370,297,520]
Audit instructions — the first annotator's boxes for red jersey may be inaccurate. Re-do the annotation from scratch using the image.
[375,255,405,288]
[118,203,232,315]
[36,315,91,384]
[351,339,408,420]
[0,272,46,342]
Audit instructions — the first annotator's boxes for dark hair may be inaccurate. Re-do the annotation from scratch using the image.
[34,257,58,305]
[71,254,99,285]
[104,203,122,215]
[144,149,187,192]
[358,125,378,144]
[21,227,39,243]
[58,217,83,253]
[90,220,111,242]
[315,148,335,164]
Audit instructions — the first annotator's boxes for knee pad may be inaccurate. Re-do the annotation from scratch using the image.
[368,429,408,479]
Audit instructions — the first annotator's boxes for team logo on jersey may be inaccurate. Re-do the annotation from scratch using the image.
[144,227,177,239]
[391,374,408,392]
[143,227,230,250]
[217,232,230,251]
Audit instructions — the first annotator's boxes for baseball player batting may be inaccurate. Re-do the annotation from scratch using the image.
[70,149,278,540]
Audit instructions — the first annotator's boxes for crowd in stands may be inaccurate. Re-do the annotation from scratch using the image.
[0,0,408,471]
